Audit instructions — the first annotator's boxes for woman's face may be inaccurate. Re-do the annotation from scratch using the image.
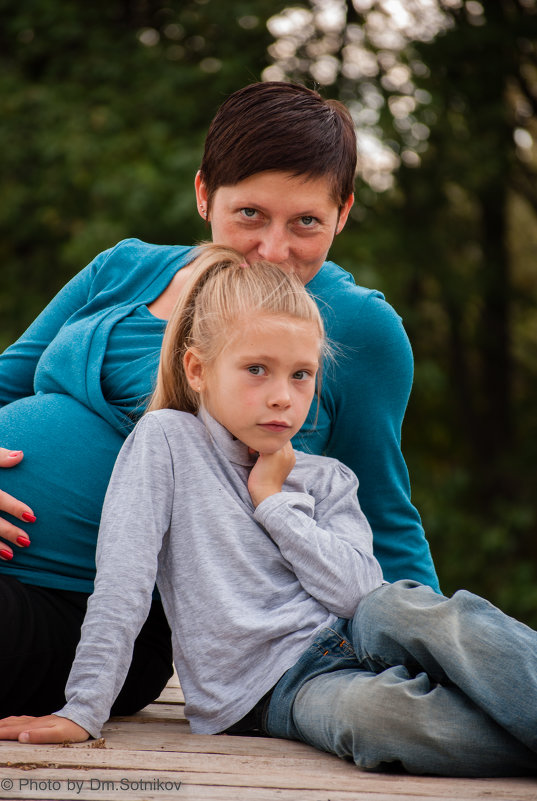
[195,171,354,285]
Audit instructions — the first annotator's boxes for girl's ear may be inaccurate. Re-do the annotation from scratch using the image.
[183,348,206,393]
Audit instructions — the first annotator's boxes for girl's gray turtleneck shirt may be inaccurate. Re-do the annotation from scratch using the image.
[56,408,383,736]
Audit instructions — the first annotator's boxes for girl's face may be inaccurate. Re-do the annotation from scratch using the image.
[195,171,353,285]
[185,315,321,454]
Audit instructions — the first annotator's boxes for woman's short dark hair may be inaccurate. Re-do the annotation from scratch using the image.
[199,82,356,212]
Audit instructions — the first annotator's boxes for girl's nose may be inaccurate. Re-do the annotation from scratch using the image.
[268,383,291,408]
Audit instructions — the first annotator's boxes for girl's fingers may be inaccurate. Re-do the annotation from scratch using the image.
[21,717,90,744]
[0,449,24,468]
[0,715,89,744]
[248,443,296,507]
[0,716,40,740]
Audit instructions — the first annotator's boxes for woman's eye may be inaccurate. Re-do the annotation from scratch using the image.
[247,365,266,376]
[241,208,258,219]
[299,215,317,227]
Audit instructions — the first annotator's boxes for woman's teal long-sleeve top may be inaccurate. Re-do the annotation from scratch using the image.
[0,239,440,593]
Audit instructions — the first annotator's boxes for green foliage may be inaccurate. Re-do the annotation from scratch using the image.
[0,0,287,348]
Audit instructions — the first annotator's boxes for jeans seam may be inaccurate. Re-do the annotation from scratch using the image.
[312,627,355,658]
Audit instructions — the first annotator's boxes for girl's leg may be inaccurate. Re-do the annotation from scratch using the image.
[0,576,172,717]
[351,580,537,754]
[291,664,537,776]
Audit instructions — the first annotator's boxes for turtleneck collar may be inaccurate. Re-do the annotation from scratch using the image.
[198,406,257,468]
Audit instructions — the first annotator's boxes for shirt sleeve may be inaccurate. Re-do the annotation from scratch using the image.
[0,249,109,407]
[54,414,174,737]
[253,462,384,619]
[324,293,440,592]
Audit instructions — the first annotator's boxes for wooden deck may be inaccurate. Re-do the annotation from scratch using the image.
[0,673,535,800]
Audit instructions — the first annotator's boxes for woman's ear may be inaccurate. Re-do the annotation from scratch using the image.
[183,348,206,393]
[194,171,209,221]
[336,193,354,235]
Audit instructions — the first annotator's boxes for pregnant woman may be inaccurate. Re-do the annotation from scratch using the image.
[0,80,438,717]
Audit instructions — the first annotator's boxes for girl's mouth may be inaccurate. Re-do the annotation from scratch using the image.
[258,422,291,432]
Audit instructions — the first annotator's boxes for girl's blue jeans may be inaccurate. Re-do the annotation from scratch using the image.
[265,580,537,777]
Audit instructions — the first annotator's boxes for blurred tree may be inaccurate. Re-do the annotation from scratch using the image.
[0,0,287,348]
[265,0,537,622]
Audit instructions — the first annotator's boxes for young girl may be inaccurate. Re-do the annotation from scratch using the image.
[1,245,536,778]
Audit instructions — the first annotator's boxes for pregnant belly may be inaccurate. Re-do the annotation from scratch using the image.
[0,393,126,591]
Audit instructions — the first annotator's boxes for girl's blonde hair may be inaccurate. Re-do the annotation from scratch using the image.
[147,243,326,414]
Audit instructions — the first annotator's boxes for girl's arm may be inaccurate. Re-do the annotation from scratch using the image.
[0,415,174,742]
[59,416,174,738]
[250,448,383,619]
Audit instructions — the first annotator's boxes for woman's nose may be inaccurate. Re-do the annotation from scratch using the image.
[256,226,290,264]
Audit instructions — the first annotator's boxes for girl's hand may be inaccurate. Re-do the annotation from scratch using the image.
[248,442,296,508]
[0,448,35,560]
[0,714,90,744]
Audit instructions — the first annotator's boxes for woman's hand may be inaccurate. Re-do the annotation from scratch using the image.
[0,714,90,744]
[0,448,35,560]
[248,442,296,508]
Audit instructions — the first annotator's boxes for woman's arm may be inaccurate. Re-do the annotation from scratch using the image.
[0,248,111,555]
[324,293,440,591]
[0,250,109,406]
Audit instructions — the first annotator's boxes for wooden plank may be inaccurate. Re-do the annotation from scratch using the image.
[0,763,536,801]
[154,686,185,704]
[98,725,322,758]
[0,769,372,801]
[1,744,536,796]
[0,674,534,801]
[111,703,188,723]
[167,669,181,688]
[0,743,364,787]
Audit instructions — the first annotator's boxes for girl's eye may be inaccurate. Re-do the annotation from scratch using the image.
[247,365,266,376]
[293,370,310,380]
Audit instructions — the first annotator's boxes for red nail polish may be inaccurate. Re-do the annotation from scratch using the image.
[16,536,30,547]
[22,512,36,523]
[0,549,13,561]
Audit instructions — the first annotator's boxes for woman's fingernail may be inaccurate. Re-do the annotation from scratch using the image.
[16,536,30,547]
[0,549,13,561]
[8,451,23,458]
[22,512,36,523]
